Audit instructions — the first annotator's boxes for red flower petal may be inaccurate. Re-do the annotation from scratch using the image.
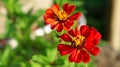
[87,27,98,39]
[76,51,83,63]
[63,23,71,30]
[75,26,80,36]
[69,50,83,63]
[56,23,63,32]
[69,49,78,62]
[68,29,76,37]
[51,23,58,29]
[67,20,74,26]
[57,44,75,56]
[63,20,74,30]
[44,14,55,20]
[84,27,101,49]
[57,44,70,51]
[60,34,72,42]
[91,32,101,46]
[80,25,89,37]
[93,31,102,45]
[63,3,76,15]
[84,42,95,50]
[44,14,50,20]
[88,47,100,56]
[68,12,81,20]
[52,4,60,15]
[81,50,90,63]
[46,9,55,16]
[44,9,55,20]
[63,3,69,12]
[67,5,76,15]
[45,18,56,24]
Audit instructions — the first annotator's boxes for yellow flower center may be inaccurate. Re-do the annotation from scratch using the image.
[57,11,68,21]
[72,35,85,47]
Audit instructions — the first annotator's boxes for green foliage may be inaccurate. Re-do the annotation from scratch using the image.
[0,45,11,67]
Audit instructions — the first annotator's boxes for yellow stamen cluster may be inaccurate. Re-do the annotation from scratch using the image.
[57,11,68,21]
[72,35,85,47]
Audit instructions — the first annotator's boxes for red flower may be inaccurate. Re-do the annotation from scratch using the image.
[44,3,81,32]
[57,25,102,63]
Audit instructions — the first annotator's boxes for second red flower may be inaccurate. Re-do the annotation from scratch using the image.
[44,3,81,32]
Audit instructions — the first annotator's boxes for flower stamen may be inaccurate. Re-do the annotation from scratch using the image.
[57,11,68,21]
[72,35,85,47]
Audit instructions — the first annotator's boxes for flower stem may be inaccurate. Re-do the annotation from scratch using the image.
[86,63,88,67]
[51,52,58,66]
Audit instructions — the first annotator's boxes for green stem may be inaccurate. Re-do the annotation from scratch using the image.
[86,63,88,67]
[51,52,58,66]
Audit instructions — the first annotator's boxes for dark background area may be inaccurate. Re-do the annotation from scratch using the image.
[83,0,112,40]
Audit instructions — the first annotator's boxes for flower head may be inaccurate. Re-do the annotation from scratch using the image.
[57,25,102,63]
[44,3,81,32]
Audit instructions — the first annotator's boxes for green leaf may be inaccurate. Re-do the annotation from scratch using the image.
[55,57,65,66]
[36,20,44,27]
[31,62,42,67]
[25,10,45,30]
[46,48,57,62]
[0,45,11,66]
[26,8,34,17]
[32,55,49,64]
[76,62,86,67]
[20,62,31,67]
